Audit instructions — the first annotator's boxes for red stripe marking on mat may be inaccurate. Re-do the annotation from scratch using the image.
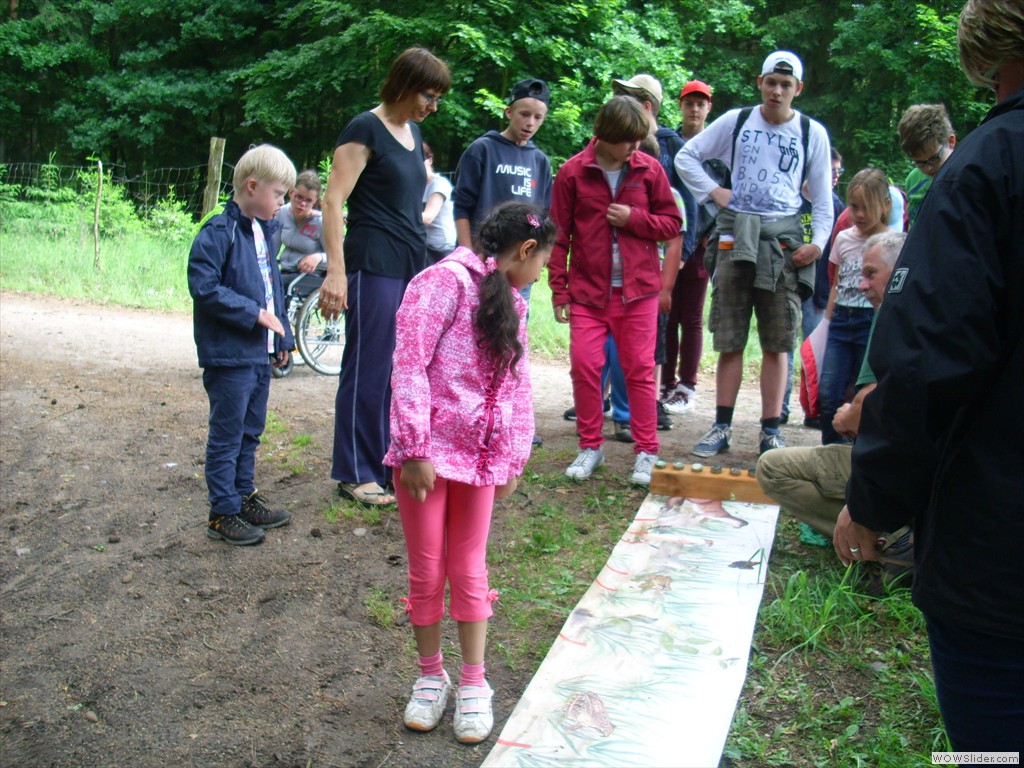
[604,564,628,575]
[558,633,586,646]
[595,578,618,591]
[497,738,533,748]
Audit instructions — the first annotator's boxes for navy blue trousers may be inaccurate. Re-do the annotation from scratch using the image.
[202,363,270,516]
[926,614,1024,758]
[331,271,408,487]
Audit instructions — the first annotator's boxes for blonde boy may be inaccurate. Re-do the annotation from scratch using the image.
[188,144,296,545]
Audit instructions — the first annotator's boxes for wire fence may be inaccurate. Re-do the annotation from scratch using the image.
[2,161,234,219]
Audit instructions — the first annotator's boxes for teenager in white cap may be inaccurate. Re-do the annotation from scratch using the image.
[675,50,834,458]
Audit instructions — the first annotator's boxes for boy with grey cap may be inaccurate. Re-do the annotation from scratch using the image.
[675,50,833,457]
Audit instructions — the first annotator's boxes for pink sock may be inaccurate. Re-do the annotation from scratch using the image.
[418,652,444,678]
[461,661,486,688]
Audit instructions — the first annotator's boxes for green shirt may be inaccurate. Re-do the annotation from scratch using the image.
[855,314,878,387]
[904,167,933,229]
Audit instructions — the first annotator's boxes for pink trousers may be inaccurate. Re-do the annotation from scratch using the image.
[395,467,496,626]
[570,291,659,455]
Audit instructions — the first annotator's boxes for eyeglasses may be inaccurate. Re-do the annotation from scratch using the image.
[832,166,845,177]
[912,146,947,170]
[420,91,443,106]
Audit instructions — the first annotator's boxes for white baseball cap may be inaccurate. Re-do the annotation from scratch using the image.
[761,51,804,81]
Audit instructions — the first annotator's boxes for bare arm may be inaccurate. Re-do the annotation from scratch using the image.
[319,141,370,319]
[422,191,445,226]
[659,235,682,314]
[833,382,876,439]
[455,218,473,249]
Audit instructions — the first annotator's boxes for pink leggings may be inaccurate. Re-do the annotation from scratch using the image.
[395,467,496,626]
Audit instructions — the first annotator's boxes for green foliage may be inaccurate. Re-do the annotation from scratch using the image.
[146,186,195,245]
[6,0,997,185]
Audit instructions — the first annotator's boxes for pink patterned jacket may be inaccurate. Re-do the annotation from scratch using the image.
[384,247,534,487]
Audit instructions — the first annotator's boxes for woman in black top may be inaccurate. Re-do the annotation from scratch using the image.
[319,47,451,506]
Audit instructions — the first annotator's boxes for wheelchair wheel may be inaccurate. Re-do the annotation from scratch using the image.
[296,288,344,376]
[271,354,294,379]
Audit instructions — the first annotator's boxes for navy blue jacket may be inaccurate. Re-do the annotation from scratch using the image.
[188,199,294,368]
[452,130,553,232]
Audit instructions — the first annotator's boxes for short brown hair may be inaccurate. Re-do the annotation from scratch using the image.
[593,96,650,144]
[294,169,321,196]
[380,47,451,104]
[897,104,954,155]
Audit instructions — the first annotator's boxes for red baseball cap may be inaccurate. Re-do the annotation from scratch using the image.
[678,80,712,100]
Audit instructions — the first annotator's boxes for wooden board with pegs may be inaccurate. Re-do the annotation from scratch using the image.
[649,460,773,504]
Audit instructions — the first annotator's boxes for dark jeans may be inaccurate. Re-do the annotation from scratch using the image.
[819,306,873,444]
[331,271,408,488]
[925,614,1024,757]
[663,245,709,391]
[202,363,271,516]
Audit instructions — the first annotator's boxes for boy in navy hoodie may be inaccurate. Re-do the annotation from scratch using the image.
[453,78,554,254]
[188,144,296,545]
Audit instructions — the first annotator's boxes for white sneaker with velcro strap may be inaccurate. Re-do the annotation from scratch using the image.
[453,682,494,743]
[403,670,451,731]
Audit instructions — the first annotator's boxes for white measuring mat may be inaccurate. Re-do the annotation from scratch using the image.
[482,494,780,768]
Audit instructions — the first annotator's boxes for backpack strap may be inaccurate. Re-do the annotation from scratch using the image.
[731,107,812,184]
[730,106,755,176]
[799,113,810,184]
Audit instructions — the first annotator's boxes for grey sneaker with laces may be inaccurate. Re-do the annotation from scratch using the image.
[758,429,786,455]
[403,669,451,732]
[565,447,605,480]
[692,424,732,458]
[630,451,658,485]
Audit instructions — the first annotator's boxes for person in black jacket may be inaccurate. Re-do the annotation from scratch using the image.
[834,0,1024,754]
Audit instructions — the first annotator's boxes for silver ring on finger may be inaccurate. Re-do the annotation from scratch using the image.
[849,546,861,553]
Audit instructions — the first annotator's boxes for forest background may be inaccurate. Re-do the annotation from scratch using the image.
[2,0,996,208]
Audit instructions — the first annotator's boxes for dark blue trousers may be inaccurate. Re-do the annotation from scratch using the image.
[202,364,270,516]
[926,614,1024,758]
[331,271,408,487]
[819,306,873,445]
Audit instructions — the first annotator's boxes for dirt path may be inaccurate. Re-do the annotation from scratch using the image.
[0,291,817,767]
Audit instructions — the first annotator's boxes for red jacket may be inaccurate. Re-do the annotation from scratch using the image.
[548,138,682,308]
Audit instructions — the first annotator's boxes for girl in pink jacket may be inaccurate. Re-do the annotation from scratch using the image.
[384,202,555,744]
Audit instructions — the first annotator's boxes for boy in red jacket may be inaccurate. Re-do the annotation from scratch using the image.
[548,96,682,485]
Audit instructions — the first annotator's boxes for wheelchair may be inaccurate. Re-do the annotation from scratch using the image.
[272,270,345,378]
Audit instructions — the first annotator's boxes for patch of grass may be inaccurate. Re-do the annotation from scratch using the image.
[365,588,396,628]
[721,519,943,767]
[489,486,635,670]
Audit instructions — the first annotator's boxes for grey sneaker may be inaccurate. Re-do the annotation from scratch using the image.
[630,451,658,485]
[692,424,732,458]
[613,420,634,443]
[758,429,786,455]
[403,670,451,732]
[453,682,494,744]
[565,447,605,480]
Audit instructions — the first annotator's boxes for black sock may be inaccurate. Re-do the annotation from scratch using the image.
[715,406,734,426]
[761,416,781,432]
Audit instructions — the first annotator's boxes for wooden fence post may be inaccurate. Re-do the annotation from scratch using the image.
[93,159,103,271]
[202,137,226,218]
